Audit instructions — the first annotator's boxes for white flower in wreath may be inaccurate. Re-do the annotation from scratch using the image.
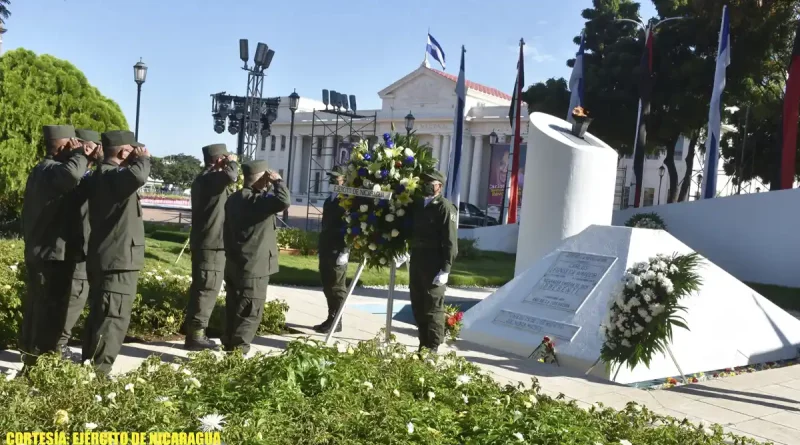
[645,315,653,323]
[655,260,668,271]
[642,270,656,281]
[635,261,649,271]
[621,339,632,347]
[640,288,654,303]
[624,329,632,338]
[663,281,674,294]
[396,208,406,217]
[345,216,351,223]
[379,257,387,265]
[391,229,400,237]
[360,204,368,212]
[373,170,382,179]
[360,222,368,231]
[650,303,665,316]
[368,243,377,251]
[628,296,641,307]
[385,214,395,222]
[363,179,373,188]
[404,148,414,157]
[637,308,649,319]
[400,177,410,185]
[372,184,382,192]
[669,264,680,274]
[607,342,616,349]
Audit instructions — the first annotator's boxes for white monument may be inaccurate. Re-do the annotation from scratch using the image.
[515,113,618,276]
[461,225,800,385]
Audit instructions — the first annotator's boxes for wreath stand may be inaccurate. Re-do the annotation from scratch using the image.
[324,259,406,345]
[584,344,689,384]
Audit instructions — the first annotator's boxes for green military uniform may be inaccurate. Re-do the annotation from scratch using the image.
[223,160,290,353]
[20,125,90,365]
[183,143,238,349]
[82,130,150,374]
[409,170,458,352]
[314,165,349,333]
[57,129,101,351]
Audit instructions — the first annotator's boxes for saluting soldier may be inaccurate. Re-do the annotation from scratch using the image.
[223,161,290,354]
[56,128,103,356]
[408,170,458,353]
[20,125,97,367]
[182,144,238,350]
[313,165,349,333]
[82,130,150,374]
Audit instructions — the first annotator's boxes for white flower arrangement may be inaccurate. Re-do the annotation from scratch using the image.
[600,252,701,370]
[624,212,667,230]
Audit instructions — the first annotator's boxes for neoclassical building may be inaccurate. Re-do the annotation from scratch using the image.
[256,63,529,215]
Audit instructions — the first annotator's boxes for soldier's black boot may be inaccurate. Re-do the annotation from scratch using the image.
[312,317,333,333]
[184,330,217,351]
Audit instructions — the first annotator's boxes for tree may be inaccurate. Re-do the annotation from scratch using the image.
[0,0,10,25]
[149,154,202,189]
[0,48,128,225]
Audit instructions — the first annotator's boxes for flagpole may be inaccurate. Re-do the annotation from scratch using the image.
[423,28,430,67]
[507,38,525,223]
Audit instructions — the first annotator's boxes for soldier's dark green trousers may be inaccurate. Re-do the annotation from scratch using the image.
[409,249,447,350]
[184,249,225,333]
[20,260,75,365]
[319,252,348,318]
[82,270,139,375]
[223,271,269,352]
[58,261,89,347]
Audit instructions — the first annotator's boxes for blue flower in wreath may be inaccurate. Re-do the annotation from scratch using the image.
[377,200,388,208]
[380,169,388,178]
[405,155,414,165]
[352,227,361,235]
[386,140,394,148]
[395,184,406,194]
[363,153,372,161]
[358,167,368,177]
[383,132,391,141]
[350,211,359,220]
[377,237,387,245]
[367,213,378,224]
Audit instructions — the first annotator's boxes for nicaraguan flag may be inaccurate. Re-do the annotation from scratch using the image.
[701,5,730,200]
[567,31,585,123]
[445,46,466,226]
[427,33,446,70]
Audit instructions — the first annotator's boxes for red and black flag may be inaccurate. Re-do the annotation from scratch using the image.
[632,27,654,207]
[778,21,800,190]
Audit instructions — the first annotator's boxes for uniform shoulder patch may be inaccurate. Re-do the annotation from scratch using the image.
[449,213,457,223]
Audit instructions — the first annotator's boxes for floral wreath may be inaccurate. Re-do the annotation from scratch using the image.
[337,133,436,268]
[599,252,701,370]
[625,212,667,230]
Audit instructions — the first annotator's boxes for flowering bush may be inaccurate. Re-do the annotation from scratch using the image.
[625,212,667,230]
[338,133,436,268]
[0,338,760,444]
[600,253,701,370]
[444,304,464,341]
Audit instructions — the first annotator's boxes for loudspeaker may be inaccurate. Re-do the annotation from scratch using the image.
[349,95,357,113]
[239,39,249,63]
[322,89,329,108]
[341,94,349,111]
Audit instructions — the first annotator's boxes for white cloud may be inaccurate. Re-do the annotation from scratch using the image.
[518,44,553,63]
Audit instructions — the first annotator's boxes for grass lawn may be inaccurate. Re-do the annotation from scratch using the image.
[144,237,515,288]
[745,282,800,312]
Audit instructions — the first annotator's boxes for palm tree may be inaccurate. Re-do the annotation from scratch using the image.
[0,0,10,25]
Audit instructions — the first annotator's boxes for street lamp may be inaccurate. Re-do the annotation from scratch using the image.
[133,58,148,140]
[489,131,498,145]
[657,165,665,205]
[404,111,415,135]
[283,89,301,222]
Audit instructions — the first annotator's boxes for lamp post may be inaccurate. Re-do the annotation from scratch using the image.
[657,164,665,205]
[696,173,703,200]
[283,89,300,222]
[404,111,415,136]
[133,58,148,140]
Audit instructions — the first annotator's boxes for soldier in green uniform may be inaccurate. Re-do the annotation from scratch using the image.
[82,130,150,375]
[183,143,239,350]
[313,165,349,333]
[56,128,102,357]
[20,125,98,366]
[408,170,458,353]
[223,160,290,353]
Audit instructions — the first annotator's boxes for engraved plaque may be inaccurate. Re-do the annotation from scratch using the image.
[524,251,616,313]
[492,310,581,342]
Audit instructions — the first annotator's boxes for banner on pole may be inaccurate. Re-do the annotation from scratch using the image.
[332,185,393,200]
[487,143,527,216]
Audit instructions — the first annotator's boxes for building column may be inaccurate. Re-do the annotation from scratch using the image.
[291,135,303,193]
[433,134,443,168]
[459,133,473,201]
[469,135,484,206]
[322,136,334,193]
[440,134,451,177]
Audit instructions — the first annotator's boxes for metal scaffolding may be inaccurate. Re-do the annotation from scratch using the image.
[304,109,377,231]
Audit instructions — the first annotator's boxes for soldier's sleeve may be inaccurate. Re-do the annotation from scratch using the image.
[209,161,239,191]
[43,150,90,193]
[440,202,458,273]
[254,180,291,217]
[111,156,151,199]
[74,170,94,203]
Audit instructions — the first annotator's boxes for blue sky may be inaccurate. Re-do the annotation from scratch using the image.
[5,0,656,157]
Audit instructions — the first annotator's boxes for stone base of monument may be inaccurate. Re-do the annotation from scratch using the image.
[460,225,800,385]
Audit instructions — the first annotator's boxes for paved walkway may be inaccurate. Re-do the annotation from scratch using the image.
[2,285,799,444]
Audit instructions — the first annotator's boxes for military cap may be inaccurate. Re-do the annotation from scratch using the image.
[421,170,446,184]
[75,129,101,144]
[101,130,143,148]
[202,143,229,159]
[326,165,346,177]
[43,125,76,140]
[242,160,269,177]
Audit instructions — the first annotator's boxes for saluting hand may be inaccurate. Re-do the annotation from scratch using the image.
[268,170,282,182]
[65,138,83,151]
[81,140,98,157]
[226,154,238,163]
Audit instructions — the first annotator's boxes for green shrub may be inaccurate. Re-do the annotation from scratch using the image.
[0,339,757,444]
[457,238,480,259]
[624,212,667,230]
[0,239,25,350]
[277,228,319,255]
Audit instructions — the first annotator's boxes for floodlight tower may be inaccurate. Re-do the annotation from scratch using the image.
[238,39,277,160]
